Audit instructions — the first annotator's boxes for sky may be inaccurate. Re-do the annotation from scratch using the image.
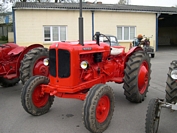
[88,0,177,7]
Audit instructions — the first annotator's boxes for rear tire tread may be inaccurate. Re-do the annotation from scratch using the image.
[20,47,48,84]
[123,50,151,103]
[165,60,177,103]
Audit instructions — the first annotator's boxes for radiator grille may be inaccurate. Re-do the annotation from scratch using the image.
[49,49,56,77]
[58,49,70,78]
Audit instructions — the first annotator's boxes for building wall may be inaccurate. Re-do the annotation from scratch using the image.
[15,9,156,51]
[8,32,14,42]
[15,9,92,47]
[94,11,156,51]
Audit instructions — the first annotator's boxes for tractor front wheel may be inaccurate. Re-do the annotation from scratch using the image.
[20,47,49,84]
[21,76,54,116]
[82,84,115,133]
[0,77,20,87]
[166,60,177,103]
[123,50,151,103]
[145,98,161,133]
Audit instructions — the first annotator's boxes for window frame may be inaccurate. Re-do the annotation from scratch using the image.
[117,26,136,41]
[43,25,67,42]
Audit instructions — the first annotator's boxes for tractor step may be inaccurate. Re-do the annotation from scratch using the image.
[4,74,18,79]
[110,77,123,83]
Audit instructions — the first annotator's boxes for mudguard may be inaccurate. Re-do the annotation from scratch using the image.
[16,44,44,76]
[2,43,19,48]
[8,46,25,56]
[125,46,144,63]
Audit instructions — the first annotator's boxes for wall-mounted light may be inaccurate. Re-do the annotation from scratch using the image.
[158,17,164,20]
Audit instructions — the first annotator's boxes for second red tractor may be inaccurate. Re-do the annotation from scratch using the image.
[0,43,48,87]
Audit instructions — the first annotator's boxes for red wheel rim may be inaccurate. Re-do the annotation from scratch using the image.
[32,85,49,108]
[33,58,49,77]
[138,61,149,94]
[96,95,110,123]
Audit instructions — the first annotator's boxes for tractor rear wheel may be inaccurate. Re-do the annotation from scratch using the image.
[20,47,49,84]
[123,50,151,103]
[21,76,54,116]
[82,84,115,133]
[0,77,20,87]
[145,98,161,133]
[165,60,177,103]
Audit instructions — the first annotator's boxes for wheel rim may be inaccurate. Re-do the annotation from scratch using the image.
[138,61,149,94]
[96,95,110,123]
[32,85,49,108]
[153,117,160,133]
[153,104,161,133]
[33,58,49,77]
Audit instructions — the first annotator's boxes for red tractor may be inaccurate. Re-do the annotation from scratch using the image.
[21,32,151,133]
[0,43,48,87]
[130,35,155,58]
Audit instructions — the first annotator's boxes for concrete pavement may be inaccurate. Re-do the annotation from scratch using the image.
[0,47,177,133]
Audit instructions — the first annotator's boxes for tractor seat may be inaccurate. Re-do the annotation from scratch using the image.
[110,47,123,55]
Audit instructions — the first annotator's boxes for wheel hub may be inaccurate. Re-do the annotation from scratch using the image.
[96,95,110,123]
[33,58,49,76]
[32,85,49,108]
[138,62,149,94]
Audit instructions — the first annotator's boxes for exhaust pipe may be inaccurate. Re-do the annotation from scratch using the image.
[79,0,84,46]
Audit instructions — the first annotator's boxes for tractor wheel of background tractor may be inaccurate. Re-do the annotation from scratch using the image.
[21,76,54,116]
[165,60,177,103]
[20,47,49,84]
[0,77,20,87]
[123,50,151,103]
[145,98,161,133]
[82,84,115,133]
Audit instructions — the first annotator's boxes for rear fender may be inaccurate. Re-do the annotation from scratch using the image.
[16,44,44,76]
[3,43,19,48]
[124,46,144,66]
[8,46,25,56]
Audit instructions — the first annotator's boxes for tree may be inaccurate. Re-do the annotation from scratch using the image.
[118,0,126,5]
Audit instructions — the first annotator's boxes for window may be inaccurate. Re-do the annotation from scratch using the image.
[44,26,67,42]
[117,26,136,41]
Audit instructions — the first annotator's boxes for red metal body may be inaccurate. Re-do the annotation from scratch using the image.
[0,43,43,79]
[40,41,143,101]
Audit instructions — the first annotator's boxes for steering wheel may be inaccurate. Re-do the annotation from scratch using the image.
[94,32,112,46]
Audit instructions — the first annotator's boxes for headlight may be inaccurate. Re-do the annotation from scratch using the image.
[171,69,177,79]
[43,58,49,66]
[80,61,89,69]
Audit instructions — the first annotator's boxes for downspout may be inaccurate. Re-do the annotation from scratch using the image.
[91,10,94,40]
[156,13,161,51]
[12,7,16,43]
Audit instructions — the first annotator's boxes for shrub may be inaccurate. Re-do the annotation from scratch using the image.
[0,36,8,41]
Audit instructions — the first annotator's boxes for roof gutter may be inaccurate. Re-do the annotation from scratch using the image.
[12,7,162,14]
